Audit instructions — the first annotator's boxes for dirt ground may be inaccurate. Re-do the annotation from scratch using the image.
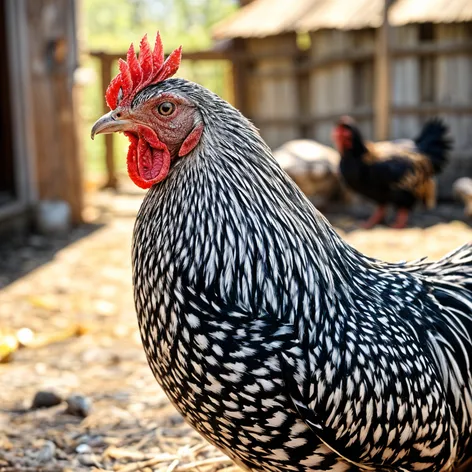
[1,189,471,472]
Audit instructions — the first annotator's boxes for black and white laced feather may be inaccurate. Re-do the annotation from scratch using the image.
[132,78,472,472]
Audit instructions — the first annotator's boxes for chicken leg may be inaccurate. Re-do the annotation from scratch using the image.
[391,208,409,229]
[362,206,386,229]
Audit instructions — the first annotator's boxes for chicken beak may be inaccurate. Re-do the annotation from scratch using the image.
[90,110,133,140]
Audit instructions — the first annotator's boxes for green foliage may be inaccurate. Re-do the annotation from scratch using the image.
[82,0,237,179]
[84,0,237,51]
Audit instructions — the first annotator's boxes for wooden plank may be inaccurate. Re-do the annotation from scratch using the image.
[246,34,299,55]
[25,0,83,224]
[335,64,353,112]
[404,57,419,105]
[53,72,83,223]
[391,41,472,57]
[230,38,247,113]
[0,0,16,202]
[89,49,307,62]
[314,68,329,115]
[242,34,303,146]
[392,104,472,115]
[251,109,374,127]
[457,55,470,103]
[5,0,38,209]
[99,54,117,189]
[311,109,374,123]
[302,50,374,71]
[353,28,376,51]
[64,0,83,224]
[297,51,310,138]
[374,0,391,140]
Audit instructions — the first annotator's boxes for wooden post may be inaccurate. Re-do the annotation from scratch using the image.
[100,54,118,189]
[231,39,248,115]
[25,0,84,224]
[296,50,309,139]
[374,0,392,140]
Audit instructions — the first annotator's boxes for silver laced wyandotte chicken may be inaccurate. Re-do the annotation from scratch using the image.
[91,34,472,472]
[332,116,452,229]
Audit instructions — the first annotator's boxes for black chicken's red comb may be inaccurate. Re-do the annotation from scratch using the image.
[105,33,182,110]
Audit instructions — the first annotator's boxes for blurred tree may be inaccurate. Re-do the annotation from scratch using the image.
[83,0,237,51]
[130,0,147,26]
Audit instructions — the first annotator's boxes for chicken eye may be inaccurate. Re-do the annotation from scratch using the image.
[157,102,176,116]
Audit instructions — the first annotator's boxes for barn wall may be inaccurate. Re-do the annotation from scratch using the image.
[233,20,471,198]
[303,23,472,198]
[0,0,38,229]
[389,22,472,197]
[24,0,83,223]
[390,24,420,139]
[435,23,472,150]
[0,1,16,206]
[309,29,375,145]
[244,34,302,149]
[435,23,472,197]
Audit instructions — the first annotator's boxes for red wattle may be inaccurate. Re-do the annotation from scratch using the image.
[125,129,171,189]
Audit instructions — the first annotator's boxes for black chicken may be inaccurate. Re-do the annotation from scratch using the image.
[91,34,472,472]
[332,117,452,229]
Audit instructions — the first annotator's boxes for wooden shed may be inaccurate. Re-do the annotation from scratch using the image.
[213,0,472,196]
[1,0,83,233]
[214,0,316,149]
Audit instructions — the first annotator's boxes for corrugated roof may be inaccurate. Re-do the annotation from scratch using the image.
[390,0,472,25]
[212,0,317,39]
[213,0,472,39]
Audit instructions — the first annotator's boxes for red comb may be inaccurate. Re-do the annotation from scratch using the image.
[105,33,182,110]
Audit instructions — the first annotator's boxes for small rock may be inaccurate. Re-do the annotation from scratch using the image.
[65,395,92,417]
[32,390,63,409]
[36,440,56,463]
[75,443,92,454]
[74,434,92,443]
[78,453,99,466]
[169,414,184,426]
[87,436,107,447]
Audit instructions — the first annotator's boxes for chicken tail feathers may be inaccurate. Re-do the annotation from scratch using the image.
[414,118,453,174]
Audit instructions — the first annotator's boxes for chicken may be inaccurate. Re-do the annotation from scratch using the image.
[273,139,345,209]
[332,116,452,229]
[91,34,472,472]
